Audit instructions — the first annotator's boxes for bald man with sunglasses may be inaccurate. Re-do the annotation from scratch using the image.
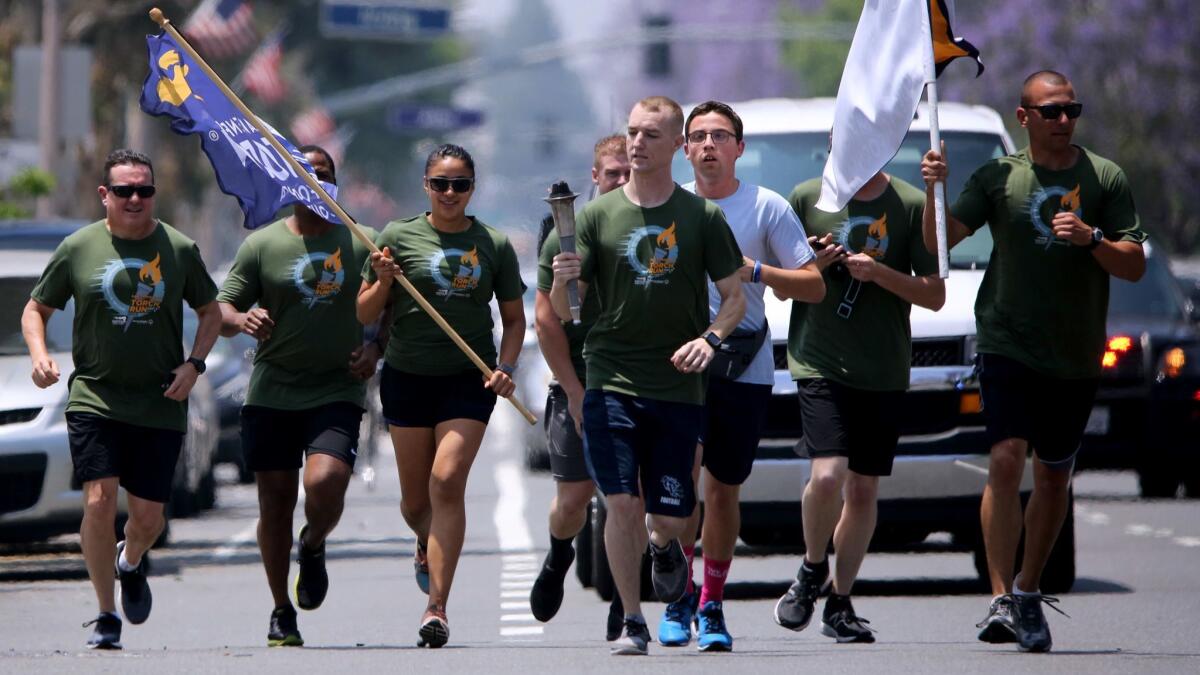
[921,70,1146,653]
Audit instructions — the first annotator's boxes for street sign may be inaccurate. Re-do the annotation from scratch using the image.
[386,104,483,133]
[320,1,451,41]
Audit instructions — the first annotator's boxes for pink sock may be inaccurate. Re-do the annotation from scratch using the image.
[682,545,696,595]
[698,557,732,606]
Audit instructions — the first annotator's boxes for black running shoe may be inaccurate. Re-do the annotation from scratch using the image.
[268,605,304,647]
[1013,593,1067,653]
[115,541,152,625]
[417,606,449,648]
[649,539,688,603]
[976,594,1018,644]
[774,560,829,631]
[610,616,651,656]
[294,525,329,611]
[530,546,574,622]
[606,595,624,642]
[820,596,876,643]
[83,612,122,650]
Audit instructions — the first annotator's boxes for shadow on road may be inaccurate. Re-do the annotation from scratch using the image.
[723,576,1132,600]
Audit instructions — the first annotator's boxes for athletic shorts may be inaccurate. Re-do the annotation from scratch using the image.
[545,384,590,482]
[978,352,1099,467]
[698,377,772,485]
[66,413,184,503]
[797,378,903,477]
[240,401,364,472]
[380,364,497,428]
[581,389,702,518]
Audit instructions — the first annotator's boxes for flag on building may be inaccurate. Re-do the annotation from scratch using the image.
[815,0,982,212]
[140,30,341,228]
[183,0,257,59]
[241,29,287,104]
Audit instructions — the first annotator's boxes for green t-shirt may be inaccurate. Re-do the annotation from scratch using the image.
[537,223,601,385]
[576,186,743,405]
[217,220,378,410]
[365,214,525,375]
[30,220,218,432]
[952,146,1146,379]
[787,177,937,392]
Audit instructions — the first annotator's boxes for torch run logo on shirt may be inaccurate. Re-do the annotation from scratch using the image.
[292,248,344,308]
[1027,184,1081,250]
[430,247,482,299]
[95,254,166,331]
[625,223,678,287]
[837,214,890,259]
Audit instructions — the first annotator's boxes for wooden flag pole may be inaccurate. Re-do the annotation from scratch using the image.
[148,8,537,425]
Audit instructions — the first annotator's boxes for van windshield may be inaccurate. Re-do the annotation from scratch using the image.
[673,130,1007,268]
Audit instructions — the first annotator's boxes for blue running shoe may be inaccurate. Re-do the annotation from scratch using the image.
[696,601,733,652]
[657,591,697,646]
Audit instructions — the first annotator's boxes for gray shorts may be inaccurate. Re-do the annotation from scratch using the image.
[545,384,590,482]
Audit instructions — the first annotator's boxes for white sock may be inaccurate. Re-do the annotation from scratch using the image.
[1012,585,1040,597]
[117,548,138,573]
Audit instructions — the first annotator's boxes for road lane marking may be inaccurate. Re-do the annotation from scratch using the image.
[500,590,528,598]
[213,521,258,559]
[1175,537,1200,547]
[500,626,544,637]
[501,601,527,610]
[501,613,538,622]
[494,461,533,552]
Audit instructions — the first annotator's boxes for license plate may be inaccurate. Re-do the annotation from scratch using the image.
[1084,406,1110,435]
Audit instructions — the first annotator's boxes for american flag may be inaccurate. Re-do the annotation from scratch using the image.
[291,107,336,146]
[183,0,257,59]
[241,30,286,103]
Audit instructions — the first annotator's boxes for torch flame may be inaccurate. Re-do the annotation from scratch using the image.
[656,223,677,250]
[139,253,163,285]
[324,247,343,272]
[459,246,480,268]
[1061,185,1081,212]
[868,214,888,241]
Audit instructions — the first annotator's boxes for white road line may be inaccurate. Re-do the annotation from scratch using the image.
[1174,537,1200,548]
[500,602,528,610]
[500,590,528,598]
[953,460,989,476]
[501,572,538,580]
[1126,524,1154,537]
[1079,511,1111,526]
[503,562,540,571]
[501,613,538,622]
[501,581,534,590]
[213,521,258,559]
[494,461,533,552]
[500,626,544,637]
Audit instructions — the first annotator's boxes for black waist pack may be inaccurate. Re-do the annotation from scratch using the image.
[709,325,769,381]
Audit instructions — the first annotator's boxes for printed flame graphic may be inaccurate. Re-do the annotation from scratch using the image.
[868,214,888,241]
[155,50,195,106]
[656,223,677,250]
[459,246,480,268]
[324,247,343,272]
[1060,185,1081,212]
[139,253,163,285]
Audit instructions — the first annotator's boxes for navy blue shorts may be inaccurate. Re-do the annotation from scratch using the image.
[581,389,702,517]
[66,413,183,504]
[241,402,364,472]
[978,353,1098,467]
[698,377,772,485]
[380,364,497,428]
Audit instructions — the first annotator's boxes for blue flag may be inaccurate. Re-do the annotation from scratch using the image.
[139,31,342,228]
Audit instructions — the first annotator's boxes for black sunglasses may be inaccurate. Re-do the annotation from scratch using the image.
[426,177,474,193]
[108,184,157,199]
[1024,102,1083,120]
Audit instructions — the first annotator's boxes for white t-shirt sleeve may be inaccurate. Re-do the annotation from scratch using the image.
[762,191,815,269]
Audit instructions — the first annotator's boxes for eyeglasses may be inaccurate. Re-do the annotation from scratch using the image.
[108,184,157,199]
[426,177,474,193]
[686,129,736,145]
[1023,102,1083,120]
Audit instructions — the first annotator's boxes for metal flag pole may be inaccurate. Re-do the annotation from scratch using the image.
[148,7,537,425]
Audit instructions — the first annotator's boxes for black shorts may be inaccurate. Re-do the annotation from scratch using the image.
[582,390,702,518]
[66,413,184,504]
[797,378,903,477]
[380,364,497,428]
[545,384,590,482]
[241,402,364,472]
[978,352,1099,467]
[698,377,772,485]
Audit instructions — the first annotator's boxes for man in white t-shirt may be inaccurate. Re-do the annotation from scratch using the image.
[660,100,826,652]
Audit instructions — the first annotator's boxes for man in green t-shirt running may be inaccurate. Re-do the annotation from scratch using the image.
[550,96,746,656]
[217,146,383,647]
[528,134,629,637]
[774,170,944,644]
[921,70,1147,653]
[21,149,220,650]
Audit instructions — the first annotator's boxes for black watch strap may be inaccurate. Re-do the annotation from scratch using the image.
[186,356,206,374]
[1086,227,1103,250]
[703,331,722,349]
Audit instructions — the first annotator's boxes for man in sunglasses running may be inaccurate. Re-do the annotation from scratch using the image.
[921,70,1146,653]
[21,148,220,649]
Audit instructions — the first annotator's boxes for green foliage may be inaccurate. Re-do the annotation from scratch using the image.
[7,167,56,198]
[778,0,861,97]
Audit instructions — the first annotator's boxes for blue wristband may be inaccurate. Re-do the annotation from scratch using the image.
[752,260,762,283]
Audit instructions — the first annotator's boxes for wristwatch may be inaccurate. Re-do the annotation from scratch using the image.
[186,356,207,374]
[497,363,516,377]
[1086,227,1104,250]
[702,331,722,350]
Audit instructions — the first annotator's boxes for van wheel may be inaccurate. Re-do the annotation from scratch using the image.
[972,494,1075,594]
[1138,465,1181,498]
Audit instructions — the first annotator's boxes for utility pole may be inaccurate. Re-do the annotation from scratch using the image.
[37,0,60,218]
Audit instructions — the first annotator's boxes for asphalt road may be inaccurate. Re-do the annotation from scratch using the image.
[3,402,1199,673]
